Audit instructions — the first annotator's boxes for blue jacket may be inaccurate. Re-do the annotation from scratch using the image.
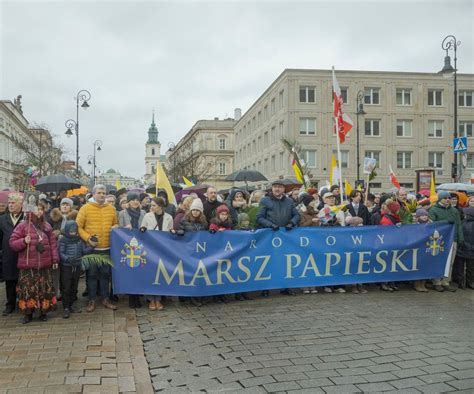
[59,221,92,267]
[257,193,300,228]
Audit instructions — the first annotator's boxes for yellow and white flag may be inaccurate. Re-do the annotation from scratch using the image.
[156,160,176,205]
[329,154,340,185]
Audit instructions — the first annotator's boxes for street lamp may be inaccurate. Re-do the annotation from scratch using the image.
[356,90,366,183]
[168,142,176,183]
[439,35,460,181]
[87,140,102,185]
[64,89,91,177]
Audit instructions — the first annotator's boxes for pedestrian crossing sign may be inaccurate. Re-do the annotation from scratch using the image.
[453,137,467,153]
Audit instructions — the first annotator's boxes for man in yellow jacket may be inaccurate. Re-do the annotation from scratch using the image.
[76,184,118,312]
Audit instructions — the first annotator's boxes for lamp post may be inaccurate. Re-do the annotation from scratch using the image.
[87,140,102,185]
[65,89,91,177]
[439,35,460,181]
[355,90,366,183]
[168,142,176,183]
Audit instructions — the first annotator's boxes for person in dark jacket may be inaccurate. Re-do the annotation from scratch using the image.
[59,220,92,318]
[156,189,176,218]
[455,207,474,289]
[330,185,342,205]
[203,186,223,223]
[257,180,300,296]
[429,191,463,292]
[346,190,370,226]
[226,189,248,226]
[0,193,24,315]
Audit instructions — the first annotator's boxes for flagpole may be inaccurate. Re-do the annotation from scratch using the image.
[335,116,345,203]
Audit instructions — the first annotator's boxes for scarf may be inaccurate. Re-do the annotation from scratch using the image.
[127,208,141,229]
[154,212,164,231]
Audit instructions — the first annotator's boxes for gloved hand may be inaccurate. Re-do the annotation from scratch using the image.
[209,229,216,234]
[285,223,294,231]
[139,226,147,233]
[271,224,279,231]
[176,229,185,236]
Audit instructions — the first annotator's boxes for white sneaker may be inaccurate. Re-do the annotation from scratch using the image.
[303,290,310,294]
[310,289,318,294]
[324,287,333,293]
[335,288,346,293]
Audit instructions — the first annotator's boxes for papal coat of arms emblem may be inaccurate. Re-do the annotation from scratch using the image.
[120,237,147,268]
[425,230,445,256]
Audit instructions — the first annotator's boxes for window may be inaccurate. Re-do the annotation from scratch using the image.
[396,120,412,137]
[279,90,284,109]
[399,183,413,189]
[264,158,268,174]
[271,98,276,114]
[252,140,256,154]
[151,165,155,173]
[299,118,316,135]
[364,88,380,105]
[264,105,268,120]
[341,88,348,104]
[218,162,226,175]
[271,126,276,144]
[459,121,474,138]
[467,153,474,169]
[257,111,262,126]
[428,152,443,168]
[271,155,276,171]
[279,121,285,138]
[365,119,380,136]
[397,151,412,169]
[332,150,349,168]
[299,86,315,103]
[301,150,316,168]
[396,88,412,105]
[279,151,284,170]
[219,138,226,150]
[428,89,443,106]
[459,90,473,107]
[369,182,382,189]
[151,148,155,155]
[264,131,269,146]
[365,151,380,168]
[428,120,443,138]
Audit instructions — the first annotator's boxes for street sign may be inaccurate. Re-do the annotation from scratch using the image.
[453,137,467,153]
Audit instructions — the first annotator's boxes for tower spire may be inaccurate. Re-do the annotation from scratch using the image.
[147,110,159,143]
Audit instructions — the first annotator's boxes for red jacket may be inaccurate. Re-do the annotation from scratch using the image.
[9,220,59,270]
[380,213,401,226]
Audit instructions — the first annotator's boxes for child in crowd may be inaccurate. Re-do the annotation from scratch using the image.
[59,220,92,318]
[209,205,233,232]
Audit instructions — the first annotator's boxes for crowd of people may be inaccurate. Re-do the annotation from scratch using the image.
[0,180,473,323]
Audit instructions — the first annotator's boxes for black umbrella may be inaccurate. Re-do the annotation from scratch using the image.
[225,170,268,183]
[35,174,82,193]
[146,183,183,194]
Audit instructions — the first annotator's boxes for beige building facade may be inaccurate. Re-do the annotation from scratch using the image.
[166,118,236,190]
[233,69,474,191]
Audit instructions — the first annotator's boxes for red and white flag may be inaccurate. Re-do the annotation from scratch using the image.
[332,68,353,144]
[389,165,401,189]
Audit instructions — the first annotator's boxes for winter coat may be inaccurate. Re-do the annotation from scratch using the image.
[203,199,223,223]
[226,189,248,225]
[178,218,208,232]
[0,212,24,280]
[9,219,59,270]
[209,218,233,232]
[48,208,66,233]
[257,193,300,228]
[76,200,118,249]
[58,221,92,267]
[173,208,186,230]
[119,208,146,229]
[457,208,474,259]
[346,203,370,226]
[380,213,401,226]
[156,189,177,218]
[299,206,320,227]
[244,204,259,228]
[428,203,464,243]
[369,205,382,225]
[140,212,173,231]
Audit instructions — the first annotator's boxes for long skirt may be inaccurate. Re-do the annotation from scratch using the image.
[17,268,57,314]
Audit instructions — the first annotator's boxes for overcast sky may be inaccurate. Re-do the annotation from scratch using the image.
[1,0,473,180]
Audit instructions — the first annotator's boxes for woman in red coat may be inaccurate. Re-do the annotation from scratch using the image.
[9,202,59,324]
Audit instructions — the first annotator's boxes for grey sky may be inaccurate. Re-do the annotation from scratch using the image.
[1,0,473,180]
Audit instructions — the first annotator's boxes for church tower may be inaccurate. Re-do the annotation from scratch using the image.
[144,112,161,185]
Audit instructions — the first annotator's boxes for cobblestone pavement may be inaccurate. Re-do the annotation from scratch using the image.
[0,281,153,393]
[138,287,474,393]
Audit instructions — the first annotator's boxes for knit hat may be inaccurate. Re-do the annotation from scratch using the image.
[438,191,450,200]
[299,193,314,207]
[216,204,229,215]
[60,197,74,206]
[127,192,139,202]
[387,201,401,214]
[139,192,149,202]
[415,208,429,217]
[190,198,204,213]
[238,212,250,226]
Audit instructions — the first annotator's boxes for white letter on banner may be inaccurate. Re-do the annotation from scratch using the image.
[300,237,309,247]
[285,254,301,278]
[374,251,388,273]
[343,252,352,275]
[326,236,336,246]
[255,255,272,280]
[272,237,282,248]
[390,250,410,272]
[196,242,206,253]
[301,254,322,277]
[377,234,385,244]
[237,256,251,282]
[189,260,213,286]
[351,235,363,245]
[216,259,236,284]
[224,241,233,251]
[411,249,419,271]
[249,240,257,249]
[356,252,372,274]
[325,253,341,276]
[153,259,187,285]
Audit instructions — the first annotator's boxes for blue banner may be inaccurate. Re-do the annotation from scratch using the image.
[111,223,454,296]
